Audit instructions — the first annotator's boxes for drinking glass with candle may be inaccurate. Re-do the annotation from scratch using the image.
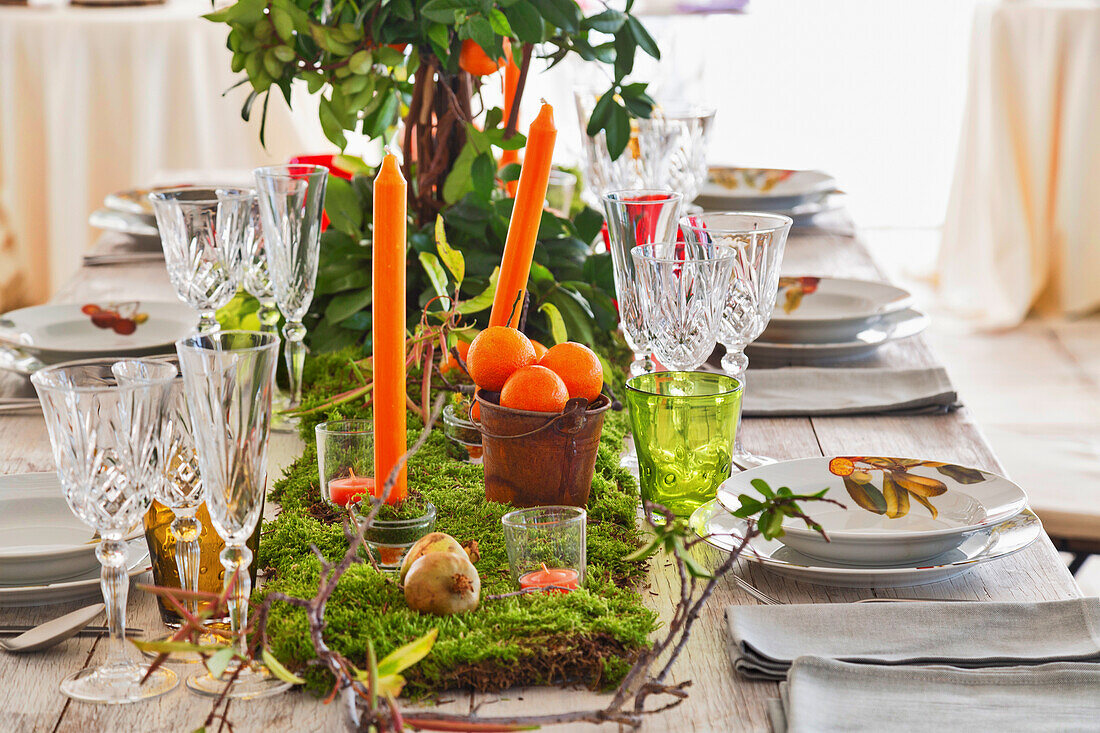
[317,419,376,508]
[254,164,327,413]
[149,187,252,334]
[32,358,179,703]
[502,506,586,593]
[679,212,792,469]
[176,330,289,700]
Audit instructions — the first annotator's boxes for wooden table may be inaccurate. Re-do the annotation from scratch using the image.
[0,229,1080,733]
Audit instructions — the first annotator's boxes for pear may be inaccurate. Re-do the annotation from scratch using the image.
[399,532,466,583]
[403,551,480,616]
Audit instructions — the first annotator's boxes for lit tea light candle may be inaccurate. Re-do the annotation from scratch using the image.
[518,563,579,593]
[328,470,375,507]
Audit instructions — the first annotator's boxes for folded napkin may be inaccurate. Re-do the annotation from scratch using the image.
[726,598,1100,681]
[739,367,960,417]
[771,658,1100,733]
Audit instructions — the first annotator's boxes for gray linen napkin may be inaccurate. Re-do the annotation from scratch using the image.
[736,367,960,417]
[771,658,1100,733]
[726,599,1100,681]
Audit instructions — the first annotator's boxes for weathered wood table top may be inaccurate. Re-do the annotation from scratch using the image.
[0,228,1079,732]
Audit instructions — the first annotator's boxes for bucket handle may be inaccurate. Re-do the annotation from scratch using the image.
[474,398,591,440]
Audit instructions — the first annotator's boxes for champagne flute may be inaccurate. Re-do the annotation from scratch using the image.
[241,195,281,335]
[32,358,179,704]
[253,165,327,412]
[176,330,289,699]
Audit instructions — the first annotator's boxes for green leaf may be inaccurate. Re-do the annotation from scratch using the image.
[538,302,568,344]
[456,267,499,314]
[573,206,603,244]
[349,50,373,75]
[763,509,785,539]
[623,535,662,563]
[271,8,295,41]
[585,90,615,137]
[499,162,522,182]
[421,0,467,23]
[750,478,775,498]
[442,142,477,204]
[546,288,594,344]
[471,153,497,198]
[325,288,372,324]
[604,101,631,160]
[131,639,229,655]
[534,0,580,32]
[434,216,465,286]
[488,8,513,37]
[613,29,636,81]
[324,175,362,236]
[583,9,626,33]
[502,2,543,43]
[419,252,452,308]
[464,16,497,57]
[627,16,660,59]
[206,646,237,679]
[376,629,439,677]
[318,96,348,149]
[262,648,305,684]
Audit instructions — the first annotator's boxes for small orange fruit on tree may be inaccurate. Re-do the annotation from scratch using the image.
[458,39,502,77]
[500,365,569,413]
[531,339,549,360]
[465,326,536,391]
[538,342,604,403]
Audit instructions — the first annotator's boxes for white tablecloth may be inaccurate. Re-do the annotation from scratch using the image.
[0,0,324,306]
[938,1,1100,327]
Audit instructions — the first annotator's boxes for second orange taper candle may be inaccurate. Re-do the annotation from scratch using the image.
[372,154,408,503]
[489,102,557,328]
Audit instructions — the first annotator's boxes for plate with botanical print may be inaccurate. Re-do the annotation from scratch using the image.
[716,457,1028,566]
[0,301,196,363]
[695,167,838,211]
[763,277,913,344]
[691,500,1040,588]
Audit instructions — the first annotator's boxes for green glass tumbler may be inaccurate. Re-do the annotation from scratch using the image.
[625,372,743,518]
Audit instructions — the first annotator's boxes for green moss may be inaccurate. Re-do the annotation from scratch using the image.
[259,343,654,696]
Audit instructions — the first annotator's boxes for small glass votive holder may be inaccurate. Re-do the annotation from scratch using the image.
[316,419,376,508]
[545,168,578,216]
[501,506,586,592]
[443,403,483,464]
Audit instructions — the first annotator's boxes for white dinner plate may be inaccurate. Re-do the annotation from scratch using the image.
[0,540,150,607]
[695,167,838,211]
[0,301,196,363]
[0,473,146,585]
[691,501,1041,588]
[717,457,1029,565]
[88,208,159,237]
[764,277,913,344]
[747,308,928,364]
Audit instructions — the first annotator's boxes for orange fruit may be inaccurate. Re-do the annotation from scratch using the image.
[829,457,855,477]
[538,342,604,403]
[470,401,481,422]
[459,39,502,77]
[465,326,536,391]
[440,339,471,374]
[500,366,569,413]
[531,339,549,360]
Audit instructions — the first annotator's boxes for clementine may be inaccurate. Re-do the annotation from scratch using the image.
[500,365,569,413]
[459,39,502,77]
[538,342,604,402]
[465,326,536,391]
[531,339,549,360]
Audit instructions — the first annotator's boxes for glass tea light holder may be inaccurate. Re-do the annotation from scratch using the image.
[502,506,586,593]
[316,420,436,568]
[442,403,483,464]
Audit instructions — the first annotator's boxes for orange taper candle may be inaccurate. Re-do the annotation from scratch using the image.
[499,53,521,197]
[489,102,557,328]
[372,154,408,503]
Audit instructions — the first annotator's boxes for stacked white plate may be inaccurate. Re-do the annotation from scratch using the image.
[0,473,149,607]
[747,276,928,363]
[694,167,838,213]
[691,456,1039,588]
[88,186,164,237]
[0,301,196,371]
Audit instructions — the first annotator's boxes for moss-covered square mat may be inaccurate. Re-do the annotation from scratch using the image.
[256,356,655,696]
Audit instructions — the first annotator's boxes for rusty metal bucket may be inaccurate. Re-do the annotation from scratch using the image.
[475,389,611,508]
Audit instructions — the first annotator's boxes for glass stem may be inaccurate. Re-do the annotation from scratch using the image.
[721,344,750,454]
[257,297,280,335]
[170,510,202,617]
[220,544,253,660]
[283,320,306,407]
[96,538,131,670]
[630,352,655,377]
[197,311,220,335]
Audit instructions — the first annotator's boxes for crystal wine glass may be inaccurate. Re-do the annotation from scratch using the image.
[253,164,327,410]
[630,242,737,371]
[575,92,716,206]
[32,358,179,704]
[115,360,211,660]
[149,187,253,334]
[241,195,281,335]
[679,212,792,469]
[176,330,290,699]
[601,190,684,377]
